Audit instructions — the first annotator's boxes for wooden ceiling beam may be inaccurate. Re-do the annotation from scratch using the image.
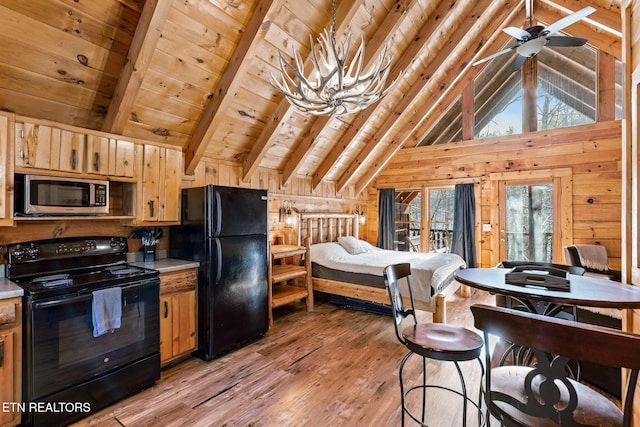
[183,0,276,175]
[101,0,172,134]
[535,2,621,59]
[410,9,525,148]
[240,0,364,183]
[342,0,512,193]
[279,0,420,188]
[539,0,621,34]
[354,1,524,194]
[416,7,525,146]
[311,0,459,190]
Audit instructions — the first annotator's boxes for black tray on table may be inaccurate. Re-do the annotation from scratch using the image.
[505,265,571,291]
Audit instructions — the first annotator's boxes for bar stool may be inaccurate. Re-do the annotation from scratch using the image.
[384,263,484,426]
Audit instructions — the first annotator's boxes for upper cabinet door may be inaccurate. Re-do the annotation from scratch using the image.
[140,145,181,223]
[15,121,85,173]
[15,122,54,169]
[85,136,137,178]
[85,135,110,175]
[109,139,135,178]
[57,129,84,173]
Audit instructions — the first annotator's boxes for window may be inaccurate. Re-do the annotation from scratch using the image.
[394,187,455,253]
[536,46,596,130]
[474,49,523,138]
[504,183,553,261]
[428,188,455,252]
[394,191,421,252]
[418,98,463,146]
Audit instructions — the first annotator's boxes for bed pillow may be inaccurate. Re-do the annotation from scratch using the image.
[337,236,367,255]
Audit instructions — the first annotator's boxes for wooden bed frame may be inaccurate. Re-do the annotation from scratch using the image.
[297,212,465,323]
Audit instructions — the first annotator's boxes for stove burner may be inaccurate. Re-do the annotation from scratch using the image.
[32,274,74,288]
[41,278,75,287]
[106,266,143,276]
[32,274,70,283]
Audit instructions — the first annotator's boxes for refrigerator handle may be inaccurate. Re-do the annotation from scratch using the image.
[214,190,222,236]
[214,238,222,282]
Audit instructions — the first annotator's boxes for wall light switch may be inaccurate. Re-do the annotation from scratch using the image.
[482,223,492,232]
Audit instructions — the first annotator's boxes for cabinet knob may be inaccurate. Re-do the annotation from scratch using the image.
[164,301,169,318]
[149,200,155,217]
[71,149,77,170]
[94,152,100,172]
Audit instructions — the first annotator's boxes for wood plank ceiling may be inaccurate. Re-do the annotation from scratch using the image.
[0,0,622,195]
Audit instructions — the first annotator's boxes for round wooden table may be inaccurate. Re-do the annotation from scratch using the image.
[455,268,640,312]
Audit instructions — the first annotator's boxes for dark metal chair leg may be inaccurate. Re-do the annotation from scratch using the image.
[421,356,427,424]
[399,351,412,427]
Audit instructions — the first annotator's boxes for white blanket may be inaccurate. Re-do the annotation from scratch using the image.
[309,241,466,302]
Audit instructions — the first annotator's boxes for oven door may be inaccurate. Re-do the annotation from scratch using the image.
[25,279,160,400]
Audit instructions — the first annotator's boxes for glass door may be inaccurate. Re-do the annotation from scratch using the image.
[500,181,554,262]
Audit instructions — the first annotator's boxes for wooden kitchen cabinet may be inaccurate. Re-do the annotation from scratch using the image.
[159,269,197,366]
[268,243,313,327]
[139,145,181,223]
[0,114,13,225]
[85,135,136,177]
[15,121,85,173]
[0,297,22,427]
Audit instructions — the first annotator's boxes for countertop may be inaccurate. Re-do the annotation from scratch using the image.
[130,258,200,273]
[0,278,24,300]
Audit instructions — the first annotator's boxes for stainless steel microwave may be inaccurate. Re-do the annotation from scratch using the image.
[14,174,109,216]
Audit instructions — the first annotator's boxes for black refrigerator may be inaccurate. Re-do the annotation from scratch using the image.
[170,185,269,361]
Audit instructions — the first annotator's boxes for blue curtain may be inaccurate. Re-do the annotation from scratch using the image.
[377,188,395,249]
[451,183,476,268]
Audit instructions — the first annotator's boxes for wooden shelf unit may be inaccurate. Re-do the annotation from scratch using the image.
[268,243,313,327]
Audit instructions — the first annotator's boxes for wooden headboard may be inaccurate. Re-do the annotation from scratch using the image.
[297,212,359,246]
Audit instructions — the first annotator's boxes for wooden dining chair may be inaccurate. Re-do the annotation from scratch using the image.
[384,263,484,426]
[471,303,640,427]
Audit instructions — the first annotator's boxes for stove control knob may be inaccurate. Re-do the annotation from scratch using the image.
[26,244,40,259]
[11,245,24,260]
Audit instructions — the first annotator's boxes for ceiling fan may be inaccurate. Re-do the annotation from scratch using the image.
[473,4,596,72]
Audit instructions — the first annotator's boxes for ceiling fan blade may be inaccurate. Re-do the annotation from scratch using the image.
[472,46,517,66]
[503,26,532,40]
[545,35,588,47]
[542,6,596,36]
[512,54,528,72]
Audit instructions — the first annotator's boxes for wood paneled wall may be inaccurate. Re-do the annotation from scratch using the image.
[370,120,622,269]
[181,157,368,244]
[622,0,640,422]
[0,157,366,260]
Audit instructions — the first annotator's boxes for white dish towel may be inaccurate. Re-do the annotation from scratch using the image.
[92,287,122,337]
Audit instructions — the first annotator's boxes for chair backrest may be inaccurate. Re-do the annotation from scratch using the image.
[499,260,585,276]
[563,245,622,281]
[383,263,417,344]
[471,304,640,426]
[563,245,581,267]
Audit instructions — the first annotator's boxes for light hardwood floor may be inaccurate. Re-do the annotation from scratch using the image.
[72,289,496,427]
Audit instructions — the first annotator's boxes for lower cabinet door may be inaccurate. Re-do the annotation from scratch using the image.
[159,290,197,365]
[0,330,16,426]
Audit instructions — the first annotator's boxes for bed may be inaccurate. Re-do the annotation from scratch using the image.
[297,212,467,323]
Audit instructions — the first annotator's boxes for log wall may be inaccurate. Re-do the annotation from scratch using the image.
[370,120,622,269]
[0,158,366,252]
[181,157,368,244]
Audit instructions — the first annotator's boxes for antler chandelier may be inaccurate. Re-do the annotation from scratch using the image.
[270,0,395,116]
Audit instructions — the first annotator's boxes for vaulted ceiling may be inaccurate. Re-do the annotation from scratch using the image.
[0,0,622,195]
